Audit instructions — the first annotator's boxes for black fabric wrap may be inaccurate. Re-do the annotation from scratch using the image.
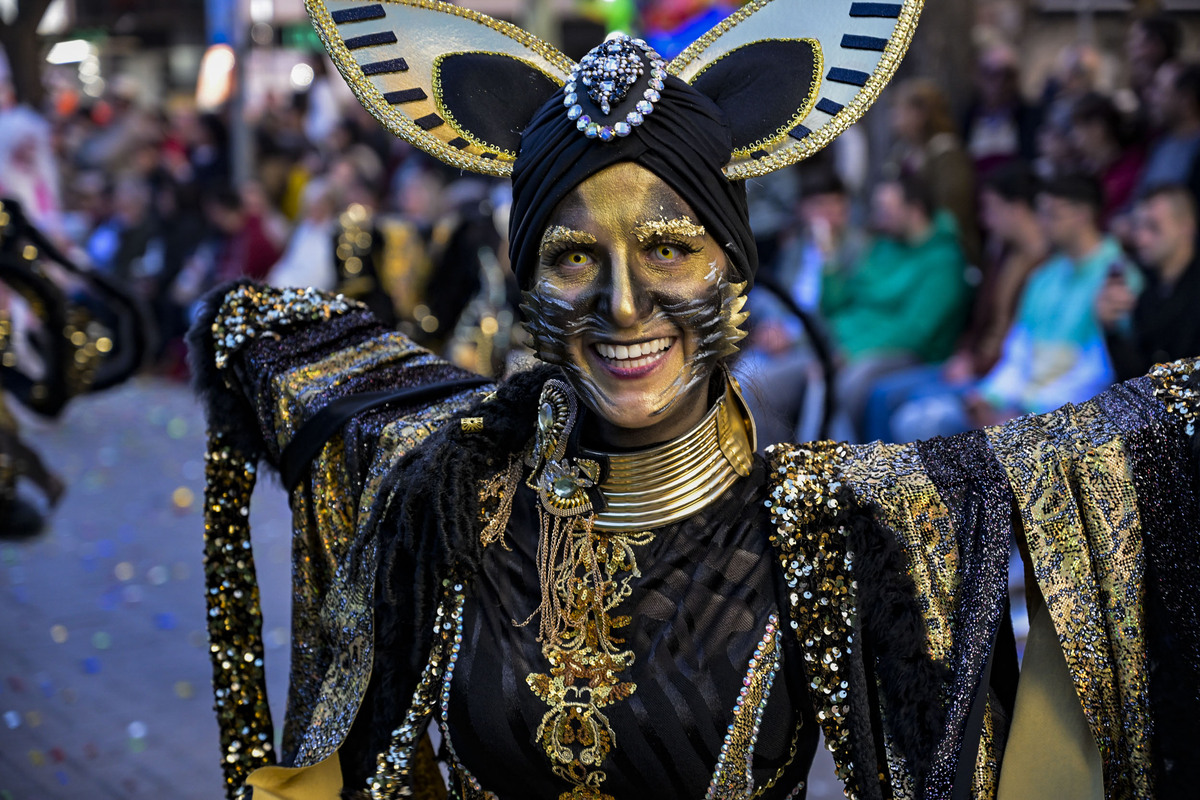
[509,75,758,290]
[340,364,558,791]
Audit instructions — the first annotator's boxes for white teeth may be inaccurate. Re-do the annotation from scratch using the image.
[595,337,673,362]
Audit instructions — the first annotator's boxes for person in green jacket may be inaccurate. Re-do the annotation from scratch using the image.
[820,173,973,436]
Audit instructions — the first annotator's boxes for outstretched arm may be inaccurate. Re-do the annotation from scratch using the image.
[188,281,494,797]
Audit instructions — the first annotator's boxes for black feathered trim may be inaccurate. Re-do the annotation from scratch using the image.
[340,363,558,791]
[838,487,951,787]
[186,279,266,459]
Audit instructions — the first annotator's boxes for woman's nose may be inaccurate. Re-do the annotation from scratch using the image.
[605,257,640,329]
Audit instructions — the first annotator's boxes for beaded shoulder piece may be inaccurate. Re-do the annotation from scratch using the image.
[1149,358,1200,435]
[763,441,864,796]
[210,283,364,372]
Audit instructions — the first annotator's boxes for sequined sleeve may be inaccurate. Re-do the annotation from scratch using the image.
[766,357,1200,800]
[191,282,493,796]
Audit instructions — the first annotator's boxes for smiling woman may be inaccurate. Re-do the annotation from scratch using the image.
[523,163,745,446]
[190,2,1200,800]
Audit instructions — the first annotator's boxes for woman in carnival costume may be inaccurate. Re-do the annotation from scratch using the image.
[190,1,1200,798]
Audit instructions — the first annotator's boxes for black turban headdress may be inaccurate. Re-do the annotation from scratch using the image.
[509,72,757,289]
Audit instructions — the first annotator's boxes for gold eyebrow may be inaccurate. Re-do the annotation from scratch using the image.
[540,226,597,250]
[632,216,707,244]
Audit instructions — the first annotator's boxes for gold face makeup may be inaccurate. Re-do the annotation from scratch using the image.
[522,162,748,449]
[631,216,707,245]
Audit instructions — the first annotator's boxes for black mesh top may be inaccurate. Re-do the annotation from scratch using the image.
[442,458,818,798]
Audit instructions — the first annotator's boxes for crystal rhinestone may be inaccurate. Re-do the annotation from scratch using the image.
[649,78,664,91]
[538,402,554,433]
[614,122,632,137]
[577,115,591,131]
[636,100,653,115]
[600,80,614,93]
[567,104,583,121]
[598,126,615,142]
[643,88,660,103]
[626,111,643,126]
[565,81,575,93]
[553,477,577,499]
[584,122,600,138]
[563,92,577,106]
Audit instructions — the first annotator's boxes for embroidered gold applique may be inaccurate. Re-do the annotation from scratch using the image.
[518,378,653,799]
[525,519,653,800]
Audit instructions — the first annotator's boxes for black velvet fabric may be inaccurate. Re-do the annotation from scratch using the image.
[689,40,817,154]
[436,52,562,155]
[509,75,757,290]
[447,459,817,798]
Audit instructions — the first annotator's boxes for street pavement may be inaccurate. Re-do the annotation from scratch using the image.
[0,377,841,799]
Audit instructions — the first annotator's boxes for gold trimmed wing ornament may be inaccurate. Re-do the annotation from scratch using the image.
[308,0,922,179]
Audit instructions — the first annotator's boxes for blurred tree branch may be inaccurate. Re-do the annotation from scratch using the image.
[0,0,54,108]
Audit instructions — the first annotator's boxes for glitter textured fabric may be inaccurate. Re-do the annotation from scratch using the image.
[986,398,1152,798]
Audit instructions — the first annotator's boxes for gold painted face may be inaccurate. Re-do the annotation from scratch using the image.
[523,162,746,449]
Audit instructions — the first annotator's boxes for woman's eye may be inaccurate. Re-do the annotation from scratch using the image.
[560,251,592,267]
[655,244,679,260]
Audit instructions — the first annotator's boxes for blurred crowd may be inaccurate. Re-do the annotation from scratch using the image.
[0,12,1198,448]
[741,12,1200,445]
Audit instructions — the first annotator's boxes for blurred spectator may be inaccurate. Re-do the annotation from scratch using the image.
[1127,14,1184,113]
[972,174,1140,423]
[1041,43,1104,130]
[205,185,282,283]
[0,106,64,236]
[268,178,341,291]
[862,163,1048,441]
[737,169,862,445]
[890,78,981,263]
[1100,184,1200,380]
[1069,92,1145,223]
[1136,61,1200,204]
[85,175,155,282]
[821,174,972,437]
[746,168,798,271]
[962,43,1040,176]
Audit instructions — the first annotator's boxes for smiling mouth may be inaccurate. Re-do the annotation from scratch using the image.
[592,336,674,371]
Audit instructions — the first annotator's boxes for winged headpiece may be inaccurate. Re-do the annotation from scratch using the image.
[306,0,923,180]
